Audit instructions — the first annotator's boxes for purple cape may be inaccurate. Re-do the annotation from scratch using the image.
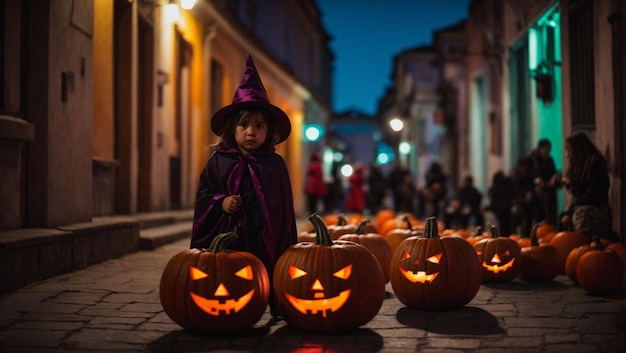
[191,147,296,269]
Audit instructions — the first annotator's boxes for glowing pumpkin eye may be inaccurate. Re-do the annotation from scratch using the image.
[503,250,510,256]
[401,251,411,260]
[476,249,482,255]
[190,266,208,280]
[333,264,352,280]
[427,253,442,264]
[288,265,307,279]
[235,265,254,280]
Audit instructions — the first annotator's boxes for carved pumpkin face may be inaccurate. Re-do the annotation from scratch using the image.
[188,264,257,316]
[476,249,516,273]
[160,233,270,334]
[272,214,385,332]
[398,250,442,283]
[473,230,522,283]
[389,217,482,310]
[283,263,352,317]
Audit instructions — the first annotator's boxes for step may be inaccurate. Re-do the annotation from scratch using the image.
[133,209,194,230]
[139,221,192,250]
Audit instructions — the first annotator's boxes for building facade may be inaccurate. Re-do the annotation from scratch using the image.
[0,0,333,232]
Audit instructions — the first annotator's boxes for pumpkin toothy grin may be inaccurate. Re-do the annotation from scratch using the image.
[284,289,351,317]
[481,258,515,273]
[399,267,440,283]
[190,289,255,316]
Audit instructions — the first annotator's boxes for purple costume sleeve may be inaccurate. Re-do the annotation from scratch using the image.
[191,148,296,267]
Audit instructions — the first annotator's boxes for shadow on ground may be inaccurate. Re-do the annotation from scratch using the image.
[145,325,383,353]
[396,306,505,335]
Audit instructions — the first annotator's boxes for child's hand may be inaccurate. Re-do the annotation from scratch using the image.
[223,195,242,214]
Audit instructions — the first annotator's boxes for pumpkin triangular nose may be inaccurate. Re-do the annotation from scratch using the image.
[490,254,501,263]
[214,283,230,296]
[311,279,324,291]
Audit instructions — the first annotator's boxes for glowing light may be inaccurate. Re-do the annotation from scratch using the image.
[304,124,324,142]
[164,4,180,23]
[399,142,411,155]
[305,125,321,141]
[340,164,353,177]
[389,118,404,132]
[376,153,390,165]
[528,27,538,71]
[180,0,196,10]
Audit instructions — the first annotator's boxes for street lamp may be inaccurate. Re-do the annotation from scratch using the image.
[389,118,404,132]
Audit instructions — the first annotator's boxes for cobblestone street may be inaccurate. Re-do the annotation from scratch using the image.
[0,237,624,353]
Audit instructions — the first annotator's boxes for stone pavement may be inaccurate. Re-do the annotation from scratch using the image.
[0,236,625,353]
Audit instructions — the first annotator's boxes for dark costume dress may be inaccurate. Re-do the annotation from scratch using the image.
[191,147,297,274]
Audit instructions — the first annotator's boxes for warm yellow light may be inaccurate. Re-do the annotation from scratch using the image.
[180,0,196,10]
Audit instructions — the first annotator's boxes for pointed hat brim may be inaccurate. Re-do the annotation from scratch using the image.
[211,54,291,143]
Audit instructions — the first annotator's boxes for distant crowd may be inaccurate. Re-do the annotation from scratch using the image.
[304,132,617,242]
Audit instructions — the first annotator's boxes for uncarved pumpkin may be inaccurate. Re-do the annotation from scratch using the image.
[390,217,481,310]
[272,213,385,332]
[550,229,589,274]
[339,220,392,283]
[576,238,624,295]
[159,232,270,334]
[519,223,560,282]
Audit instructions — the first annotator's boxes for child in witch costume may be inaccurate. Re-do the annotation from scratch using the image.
[191,54,297,317]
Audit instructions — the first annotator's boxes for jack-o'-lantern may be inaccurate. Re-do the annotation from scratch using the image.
[273,213,385,332]
[389,217,481,310]
[473,224,521,282]
[159,232,269,334]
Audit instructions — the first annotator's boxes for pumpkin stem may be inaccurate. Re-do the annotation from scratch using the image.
[488,223,501,238]
[471,225,483,238]
[207,231,237,252]
[308,213,334,246]
[356,220,369,235]
[402,215,412,230]
[337,213,348,226]
[424,217,440,239]
[591,235,604,250]
[530,223,540,246]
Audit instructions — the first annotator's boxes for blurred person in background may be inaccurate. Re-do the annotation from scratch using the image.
[530,138,560,225]
[304,152,327,215]
[560,131,617,241]
[345,164,367,214]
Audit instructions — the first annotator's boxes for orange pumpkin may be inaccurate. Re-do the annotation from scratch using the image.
[374,209,396,232]
[389,217,481,310]
[535,221,558,244]
[384,215,422,254]
[564,243,594,283]
[576,237,624,295]
[519,223,560,282]
[339,220,392,283]
[466,226,488,246]
[550,229,589,274]
[272,214,385,332]
[160,232,270,334]
[473,224,522,282]
[327,214,357,240]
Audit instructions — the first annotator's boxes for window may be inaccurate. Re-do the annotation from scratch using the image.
[569,0,595,128]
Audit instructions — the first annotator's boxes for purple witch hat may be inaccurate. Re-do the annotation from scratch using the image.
[211,54,291,143]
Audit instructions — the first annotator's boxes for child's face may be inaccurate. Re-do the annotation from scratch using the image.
[234,112,268,154]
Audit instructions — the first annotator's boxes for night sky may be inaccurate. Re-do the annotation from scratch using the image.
[316,0,471,116]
